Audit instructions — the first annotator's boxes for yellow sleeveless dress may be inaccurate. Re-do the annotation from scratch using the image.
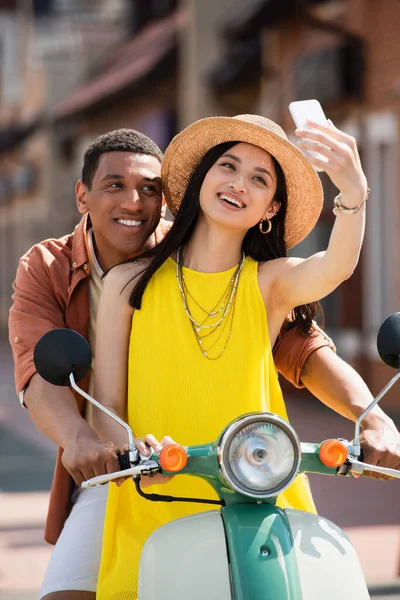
[97,256,316,600]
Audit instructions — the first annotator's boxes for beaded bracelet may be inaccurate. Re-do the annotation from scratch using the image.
[333,187,370,215]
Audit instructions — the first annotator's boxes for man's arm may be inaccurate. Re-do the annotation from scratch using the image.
[274,324,400,478]
[24,374,119,485]
[9,246,120,485]
[302,347,400,478]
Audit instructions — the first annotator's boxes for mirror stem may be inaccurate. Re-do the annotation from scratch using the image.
[353,368,400,453]
[69,373,136,461]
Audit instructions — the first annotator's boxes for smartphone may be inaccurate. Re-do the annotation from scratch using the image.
[288,99,328,170]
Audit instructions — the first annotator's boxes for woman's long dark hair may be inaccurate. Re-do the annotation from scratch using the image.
[128,141,322,335]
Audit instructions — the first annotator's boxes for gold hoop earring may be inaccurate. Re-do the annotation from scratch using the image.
[259,218,272,234]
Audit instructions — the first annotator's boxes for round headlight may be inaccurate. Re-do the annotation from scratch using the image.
[218,413,301,498]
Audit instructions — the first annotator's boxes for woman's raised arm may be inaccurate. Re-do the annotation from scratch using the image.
[266,119,368,311]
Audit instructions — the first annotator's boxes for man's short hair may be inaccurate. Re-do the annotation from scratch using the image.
[82,128,164,189]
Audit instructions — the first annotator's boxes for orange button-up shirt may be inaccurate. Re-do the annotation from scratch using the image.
[9,214,335,544]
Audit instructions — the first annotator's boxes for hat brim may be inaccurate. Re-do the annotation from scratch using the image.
[162,116,323,249]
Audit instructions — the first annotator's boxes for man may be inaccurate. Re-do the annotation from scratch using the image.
[9,129,400,600]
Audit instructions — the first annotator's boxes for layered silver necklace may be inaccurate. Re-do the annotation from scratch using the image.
[176,246,245,360]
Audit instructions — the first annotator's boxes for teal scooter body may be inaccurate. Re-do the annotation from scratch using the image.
[222,503,302,600]
[139,432,370,600]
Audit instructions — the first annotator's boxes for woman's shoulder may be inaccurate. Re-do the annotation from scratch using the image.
[103,259,151,302]
[105,260,146,283]
[257,256,305,296]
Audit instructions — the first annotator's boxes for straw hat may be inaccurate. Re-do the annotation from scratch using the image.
[161,114,324,249]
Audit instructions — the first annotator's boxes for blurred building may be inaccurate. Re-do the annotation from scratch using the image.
[0,0,134,325]
[0,0,400,408]
[178,0,400,405]
[0,0,45,328]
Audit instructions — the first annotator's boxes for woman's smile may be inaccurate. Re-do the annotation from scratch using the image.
[217,192,246,210]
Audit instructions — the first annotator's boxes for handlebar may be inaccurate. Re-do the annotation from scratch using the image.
[81,440,400,489]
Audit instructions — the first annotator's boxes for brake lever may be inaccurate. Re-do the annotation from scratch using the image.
[81,459,161,488]
[350,459,400,479]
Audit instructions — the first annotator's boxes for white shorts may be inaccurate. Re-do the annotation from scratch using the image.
[39,484,108,598]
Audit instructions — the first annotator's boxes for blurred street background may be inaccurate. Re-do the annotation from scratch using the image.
[0,0,400,597]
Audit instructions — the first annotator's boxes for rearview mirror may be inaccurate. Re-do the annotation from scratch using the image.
[377,313,400,370]
[34,329,92,386]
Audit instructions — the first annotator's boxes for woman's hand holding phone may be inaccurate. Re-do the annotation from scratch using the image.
[289,99,367,203]
[295,120,367,206]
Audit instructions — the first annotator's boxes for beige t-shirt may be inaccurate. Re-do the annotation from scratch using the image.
[85,227,104,425]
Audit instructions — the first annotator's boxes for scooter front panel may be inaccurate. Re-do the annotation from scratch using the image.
[139,510,232,599]
[285,509,370,599]
[222,503,303,600]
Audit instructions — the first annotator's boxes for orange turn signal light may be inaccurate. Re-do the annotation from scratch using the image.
[159,444,188,473]
[319,439,348,468]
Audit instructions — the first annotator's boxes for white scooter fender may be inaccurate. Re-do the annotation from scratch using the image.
[286,509,370,599]
[139,510,232,599]
[139,508,371,600]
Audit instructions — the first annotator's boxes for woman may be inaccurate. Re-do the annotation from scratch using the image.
[93,114,368,598]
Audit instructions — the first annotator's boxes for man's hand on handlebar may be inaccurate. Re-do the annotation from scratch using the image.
[358,415,400,480]
[62,423,121,486]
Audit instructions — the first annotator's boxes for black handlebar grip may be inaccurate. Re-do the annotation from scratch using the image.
[118,452,131,470]
[359,448,364,462]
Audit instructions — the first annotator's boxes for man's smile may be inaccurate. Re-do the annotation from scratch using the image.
[115,218,144,227]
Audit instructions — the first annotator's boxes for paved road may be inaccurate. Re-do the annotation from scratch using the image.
[1,336,400,598]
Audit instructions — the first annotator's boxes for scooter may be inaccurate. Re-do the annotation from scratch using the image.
[33,312,400,600]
